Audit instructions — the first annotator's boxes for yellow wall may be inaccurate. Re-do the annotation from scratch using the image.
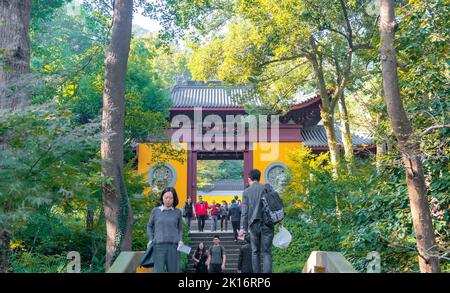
[252,142,301,183]
[137,141,298,207]
[137,143,188,208]
[198,195,242,205]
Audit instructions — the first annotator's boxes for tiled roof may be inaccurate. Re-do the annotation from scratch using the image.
[302,125,373,147]
[170,81,318,108]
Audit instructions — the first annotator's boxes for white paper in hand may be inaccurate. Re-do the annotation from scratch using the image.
[177,244,191,255]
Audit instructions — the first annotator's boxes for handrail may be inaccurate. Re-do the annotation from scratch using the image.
[302,251,357,273]
[109,250,355,273]
[107,251,152,273]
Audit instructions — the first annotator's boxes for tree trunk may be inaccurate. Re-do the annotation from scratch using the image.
[375,142,386,173]
[0,228,11,273]
[337,92,353,166]
[379,0,440,273]
[308,41,340,176]
[375,114,386,173]
[321,110,340,175]
[101,0,134,272]
[86,207,95,231]
[0,0,31,110]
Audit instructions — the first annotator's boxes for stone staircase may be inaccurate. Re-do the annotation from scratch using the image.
[186,220,242,273]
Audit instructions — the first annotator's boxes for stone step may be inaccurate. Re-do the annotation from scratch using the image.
[188,254,240,261]
[189,231,236,236]
[186,219,245,274]
[190,239,238,243]
[189,235,236,239]
[188,250,241,256]
[186,269,240,272]
[187,264,239,270]
[189,220,236,230]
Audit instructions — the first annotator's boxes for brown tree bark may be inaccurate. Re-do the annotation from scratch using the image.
[308,39,340,177]
[86,207,94,231]
[379,0,440,272]
[0,228,11,273]
[0,0,31,110]
[375,114,386,173]
[337,93,353,166]
[101,0,133,271]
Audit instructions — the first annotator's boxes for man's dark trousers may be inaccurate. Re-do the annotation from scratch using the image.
[197,215,206,232]
[231,220,240,240]
[249,220,274,273]
[209,263,222,273]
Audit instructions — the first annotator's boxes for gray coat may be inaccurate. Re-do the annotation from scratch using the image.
[240,182,265,232]
[146,206,183,244]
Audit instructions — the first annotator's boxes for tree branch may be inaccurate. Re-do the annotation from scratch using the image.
[260,54,305,67]
[419,124,450,136]
[339,0,354,50]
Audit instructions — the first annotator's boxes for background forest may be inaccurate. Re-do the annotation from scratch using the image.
[0,0,448,273]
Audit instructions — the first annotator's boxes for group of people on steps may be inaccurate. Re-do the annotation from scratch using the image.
[146,169,281,273]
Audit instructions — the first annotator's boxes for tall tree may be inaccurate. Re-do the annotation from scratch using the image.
[379,0,439,272]
[0,0,31,272]
[0,0,32,110]
[101,0,134,271]
[183,1,377,175]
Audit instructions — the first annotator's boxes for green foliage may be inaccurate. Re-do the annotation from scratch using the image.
[5,0,447,274]
[197,160,243,191]
[0,104,101,228]
[187,0,377,115]
[180,222,190,272]
[277,144,449,273]
[3,4,189,272]
[11,206,106,273]
[0,104,105,272]
[10,252,68,273]
[144,0,235,42]
[31,0,71,29]
[272,218,339,273]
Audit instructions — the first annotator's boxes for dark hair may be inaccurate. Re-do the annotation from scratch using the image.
[234,195,238,199]
[248,169,261,182]
[213,234,220,240]
[160,187,179,207]
[195,242,207,254]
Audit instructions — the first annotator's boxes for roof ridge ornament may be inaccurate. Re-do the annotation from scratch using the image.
[175,71,189,86]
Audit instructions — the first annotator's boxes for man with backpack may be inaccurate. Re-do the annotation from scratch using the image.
[206,235,226,273]
[239,169,284,273]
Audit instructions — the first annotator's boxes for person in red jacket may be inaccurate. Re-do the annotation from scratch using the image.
[195,196,208,232]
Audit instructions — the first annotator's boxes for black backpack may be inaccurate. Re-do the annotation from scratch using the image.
[261,184,284,225]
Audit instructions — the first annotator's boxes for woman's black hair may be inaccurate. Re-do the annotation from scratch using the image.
[196,242,206,254]
[160,187,179,207]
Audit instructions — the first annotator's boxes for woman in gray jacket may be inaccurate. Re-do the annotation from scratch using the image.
[146,187,183,273]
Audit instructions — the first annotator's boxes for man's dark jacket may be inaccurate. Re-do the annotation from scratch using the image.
[240,182,265,232]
